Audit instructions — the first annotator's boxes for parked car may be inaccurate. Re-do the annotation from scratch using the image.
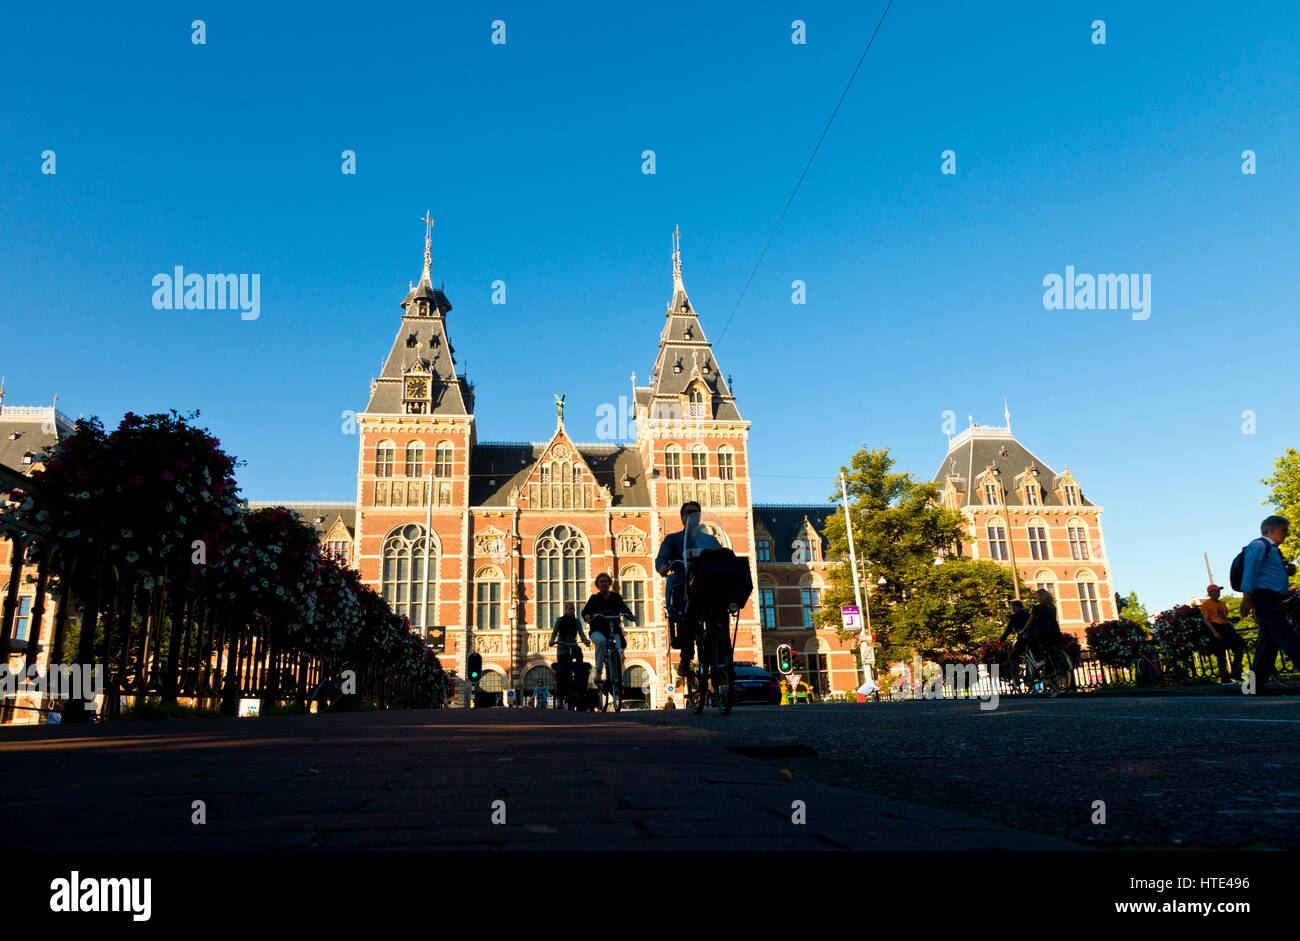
[732,664,782,705]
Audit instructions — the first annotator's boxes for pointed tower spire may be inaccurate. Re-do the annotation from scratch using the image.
[668,225,692,315]
[421,210,434,285]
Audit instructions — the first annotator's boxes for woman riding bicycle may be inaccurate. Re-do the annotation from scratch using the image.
[581,573,636,694]
[1023,588,1062,653]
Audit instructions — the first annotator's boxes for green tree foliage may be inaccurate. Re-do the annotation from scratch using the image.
[1262,449,1300,579]
[1115,590,1151,627]
[818,447,1001,664]
[889,558,1016,660]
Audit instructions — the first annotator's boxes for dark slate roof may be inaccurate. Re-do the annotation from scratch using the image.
[0,406,75,475]
[365,303,472,415]
[934,427,1095,508]
[247,502,357,539]
[753,503,834,560]
[469,442,650,508]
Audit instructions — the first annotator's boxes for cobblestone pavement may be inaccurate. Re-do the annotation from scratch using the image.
[631,695,1300,848]
[0,708,1077,851]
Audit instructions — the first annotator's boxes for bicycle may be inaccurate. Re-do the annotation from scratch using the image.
[1014,642,1074,693]
[588,612,629,713]
[552,641,589,711]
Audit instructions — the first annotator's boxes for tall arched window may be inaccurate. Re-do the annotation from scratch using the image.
[691,445,708,480]
[1032,569,1057,601]
[1075,568,1100,622]
[536,525,587,630]
[619,564,648,625]
[375,440,395,478]
[1067,518,1089,560]
[800,573,823,629]
[1027,518,1048,560]
[475,565,504,629]
[759,576,778,629]
[405,441,424,477]
[381,524,437,633]
[718,445,735,481]
[434,441,453,478]
[986,523,1008,560]
[664,444,682,480]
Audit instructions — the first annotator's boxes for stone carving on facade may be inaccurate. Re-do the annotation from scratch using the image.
[616,526,648,556]
[473,633,505,654]
[475,526,507,558]
[526,631,553,654]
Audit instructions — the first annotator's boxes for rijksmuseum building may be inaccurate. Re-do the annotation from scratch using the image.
[0,224,1117,719]
[255,224,1116,705]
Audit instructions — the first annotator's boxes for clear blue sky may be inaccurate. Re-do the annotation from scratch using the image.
[2,1,1297,613]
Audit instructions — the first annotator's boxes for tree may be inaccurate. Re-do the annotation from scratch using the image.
[1262,449,1300,581]
[818,447,976,665]
[1114,590,1151,628]
[889,559,1016,660]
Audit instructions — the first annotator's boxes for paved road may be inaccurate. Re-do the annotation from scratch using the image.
[0,709,1072,851]
[632,695,1300,848]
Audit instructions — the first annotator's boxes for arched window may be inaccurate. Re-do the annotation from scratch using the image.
[664,444,682,480]
[623,664,651,698]
[1075,568,1100,622]
[1032,569,1057,601]
[1027,518,1049,560]
[799,574,823,628]
[759,576,778,629]
[986,523,1008,560]
[687,386,708,419]
[381,524,437,633]
[691,445,708,480]
[619,564,648,625]
[404,441,424,477]
[479,669,506,694]
[434,441,453,478]
[1067,519,1089,560]
[718,445,735,481]
[536,525,588,630]
[475,565,504,629]
[375,440,395,478]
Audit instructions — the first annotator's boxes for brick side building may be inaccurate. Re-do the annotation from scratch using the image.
[935,418,1117,641]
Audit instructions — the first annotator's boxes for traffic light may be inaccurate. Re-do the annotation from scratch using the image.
[777,644,793,675]
[467,652,483,686]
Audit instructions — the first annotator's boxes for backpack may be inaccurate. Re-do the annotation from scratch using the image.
[1229,537,1273,592]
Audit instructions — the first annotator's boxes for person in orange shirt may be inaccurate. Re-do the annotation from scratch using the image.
[1200,584,1245,685]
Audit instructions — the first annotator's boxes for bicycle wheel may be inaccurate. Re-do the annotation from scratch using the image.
[1046,649,1073,692]
[711,613,734,715]
[692,661,706,715]
[613,679,622,712]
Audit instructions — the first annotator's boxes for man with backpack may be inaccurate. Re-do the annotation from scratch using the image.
[1234,515,1298,693]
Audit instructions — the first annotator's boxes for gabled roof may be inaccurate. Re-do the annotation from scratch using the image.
[754,503,834,560]
[247,501,357,539]
[468,442,650,508]
[934,424,1095,508]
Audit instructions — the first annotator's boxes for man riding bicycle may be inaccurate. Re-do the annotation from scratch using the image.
[581,572,636,695]
[655,501,721,684]
[548,601,589,708]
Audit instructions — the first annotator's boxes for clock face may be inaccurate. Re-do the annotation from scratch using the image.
[406,377,428,399]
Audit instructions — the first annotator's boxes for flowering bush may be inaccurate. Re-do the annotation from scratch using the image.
[975,639,1011,664]
[1151,604,1212,664]
[1084,618,1150,666]
[1059,631,1083,662]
